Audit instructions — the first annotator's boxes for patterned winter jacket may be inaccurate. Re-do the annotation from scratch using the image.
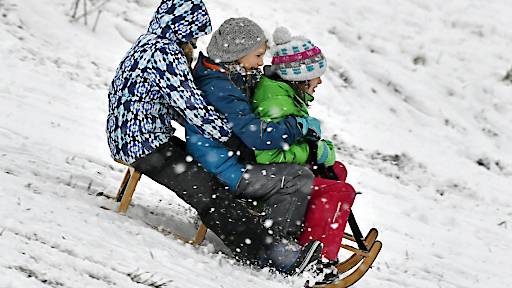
[106,0,231,164]
[185,54,304,191]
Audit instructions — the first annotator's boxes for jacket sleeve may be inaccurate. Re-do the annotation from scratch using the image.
[150,50,231,143]
[252,82,301,122]
[255,142,310,165]
[202,75,303,150]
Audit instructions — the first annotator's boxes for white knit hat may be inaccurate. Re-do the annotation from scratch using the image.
[270,27,327,81]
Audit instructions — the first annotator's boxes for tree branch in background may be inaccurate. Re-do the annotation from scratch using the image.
[71,0,110,24]
[83,0,87,25]
[93,10,103,32]
[71,0,80,19]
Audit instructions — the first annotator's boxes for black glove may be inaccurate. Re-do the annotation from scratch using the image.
[304,128,321,141]
[224,134,256,164]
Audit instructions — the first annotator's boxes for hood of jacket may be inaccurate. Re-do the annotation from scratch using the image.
[147,0,212,44]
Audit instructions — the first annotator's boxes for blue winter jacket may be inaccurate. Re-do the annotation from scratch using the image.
[106,0,231,164]
[185,54,303,191]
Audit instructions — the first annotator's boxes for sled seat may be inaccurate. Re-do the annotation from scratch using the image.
[114,160,207,245]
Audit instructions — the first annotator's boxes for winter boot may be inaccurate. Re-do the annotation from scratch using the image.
[284,240,323,276]
[298,177,356,260]
[260,240,323,276]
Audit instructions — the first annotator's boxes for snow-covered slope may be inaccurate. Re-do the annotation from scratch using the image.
[1,0,511,287]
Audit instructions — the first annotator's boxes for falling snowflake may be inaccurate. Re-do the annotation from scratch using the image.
[174,163,186,174]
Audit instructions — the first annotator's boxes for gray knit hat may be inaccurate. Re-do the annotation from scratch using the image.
[207,17,267,63]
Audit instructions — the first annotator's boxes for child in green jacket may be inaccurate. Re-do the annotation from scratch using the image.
[252,27,336,168]
[252,27,356,262]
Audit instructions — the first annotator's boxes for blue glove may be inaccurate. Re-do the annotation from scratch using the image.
[317,140,336,166]
[296,116,322,140]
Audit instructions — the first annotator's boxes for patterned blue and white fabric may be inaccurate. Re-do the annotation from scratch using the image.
[106,0,231,164]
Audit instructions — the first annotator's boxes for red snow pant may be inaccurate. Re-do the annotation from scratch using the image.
[298,162,356,260]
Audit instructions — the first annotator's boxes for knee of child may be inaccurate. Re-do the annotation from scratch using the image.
[342,182,357,200]
[295,167,315,197]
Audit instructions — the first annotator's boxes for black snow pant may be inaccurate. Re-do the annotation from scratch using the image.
[236,164,314,240]
[132,137,270,263]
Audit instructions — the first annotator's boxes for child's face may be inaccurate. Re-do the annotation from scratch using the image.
[238,42,267,71]
[306,77,322,95]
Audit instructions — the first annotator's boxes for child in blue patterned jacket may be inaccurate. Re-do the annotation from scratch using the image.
[106,0,315,269]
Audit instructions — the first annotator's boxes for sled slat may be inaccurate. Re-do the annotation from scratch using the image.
[337,228,378,274]
[340,244,369,257]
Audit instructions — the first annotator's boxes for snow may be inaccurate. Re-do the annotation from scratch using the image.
[1,0,512,287]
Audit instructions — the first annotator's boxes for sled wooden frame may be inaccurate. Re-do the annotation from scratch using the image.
[114,160,207,246]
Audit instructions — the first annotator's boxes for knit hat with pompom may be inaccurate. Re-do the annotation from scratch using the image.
[271,27,327,81]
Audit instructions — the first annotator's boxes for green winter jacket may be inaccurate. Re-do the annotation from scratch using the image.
[252,76,335,165]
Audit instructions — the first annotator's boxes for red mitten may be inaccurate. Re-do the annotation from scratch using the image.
[332,161,347,182]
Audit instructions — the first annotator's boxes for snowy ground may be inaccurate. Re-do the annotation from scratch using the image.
[1,0,512,287]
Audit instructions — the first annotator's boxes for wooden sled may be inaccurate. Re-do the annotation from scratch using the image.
[114,158,380,287]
